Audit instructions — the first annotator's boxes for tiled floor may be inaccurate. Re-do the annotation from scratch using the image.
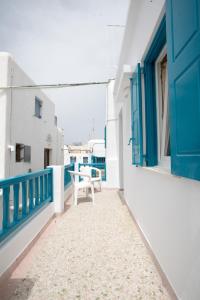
[0,189,170,300]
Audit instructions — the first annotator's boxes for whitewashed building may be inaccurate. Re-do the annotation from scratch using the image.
[0,52,64,179]
[88,139,105,163]
[64,139,105,166]
[105,0,200,299]
[64,144,92,165]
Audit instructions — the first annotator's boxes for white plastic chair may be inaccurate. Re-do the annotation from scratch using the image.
[80,166,102,191]
[68,170,94,206]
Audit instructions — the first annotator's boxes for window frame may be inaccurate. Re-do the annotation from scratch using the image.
[143,15,167,167]
[155,46,171,169]
[16,143,24,162]
[16,144,31,163]
[35,96,42,119]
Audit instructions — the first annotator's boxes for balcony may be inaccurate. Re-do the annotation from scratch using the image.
[0,168,170,299]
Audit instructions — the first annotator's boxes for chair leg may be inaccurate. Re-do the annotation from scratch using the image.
[99,181,102,192]
[91,185,95,204]
[86,187,88,198]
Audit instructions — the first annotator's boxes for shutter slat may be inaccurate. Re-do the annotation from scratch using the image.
[130,63,143,166]
[166,0,200,180]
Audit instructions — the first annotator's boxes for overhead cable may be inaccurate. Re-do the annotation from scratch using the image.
[0,79,114,90]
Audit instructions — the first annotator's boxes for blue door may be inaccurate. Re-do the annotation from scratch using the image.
[130,63,143,166]
[166,0,200,180]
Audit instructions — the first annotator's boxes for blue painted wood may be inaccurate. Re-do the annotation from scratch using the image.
[166,0,200,180]
[0,168,53,243]
[130,63,143,166]
[35,177,39,206]
[13,183,19,223]
[22,181,27,216]
[78,163,106,181]
[64,163,74,189]
[2,187,10,230]
[144,16,166,166]
[40,176,44,202]
[91,156,105,164]
[47,172,51,199]
[0,169,52,187]
[44,174,48,201]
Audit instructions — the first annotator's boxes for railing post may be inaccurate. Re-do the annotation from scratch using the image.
[0,168,54,243]
[49,166,64,214]
[3,187,10,230]
[13,183,20,223]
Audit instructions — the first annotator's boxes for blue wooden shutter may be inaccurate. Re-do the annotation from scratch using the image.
[167,0,200,180]
[130,63,143,166]
[24,145,31,162]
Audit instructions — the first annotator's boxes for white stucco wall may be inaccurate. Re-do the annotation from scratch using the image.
[0,53,64,179]
[64,145,70,165]
[88,139,105,158]
[114,1,200,299]
[0,54,10,179]
[56,128,64,166]
[105,80,119,188]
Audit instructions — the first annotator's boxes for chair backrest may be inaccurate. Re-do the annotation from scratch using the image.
[68,170,91,185]
[80,166,102,180]
[80,166,91,181]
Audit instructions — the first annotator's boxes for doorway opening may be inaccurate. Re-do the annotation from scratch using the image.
[44,148,51,168]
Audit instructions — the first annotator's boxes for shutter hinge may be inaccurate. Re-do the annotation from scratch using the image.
[128,137,134,145]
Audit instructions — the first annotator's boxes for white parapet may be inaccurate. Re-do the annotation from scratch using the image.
[0,166,73,278]
[0,202,55,277]
[49,165,64,214]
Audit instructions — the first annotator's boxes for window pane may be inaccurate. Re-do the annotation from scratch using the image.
[35,97,42,118]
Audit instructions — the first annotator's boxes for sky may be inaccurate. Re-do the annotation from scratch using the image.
[0,0,129,144]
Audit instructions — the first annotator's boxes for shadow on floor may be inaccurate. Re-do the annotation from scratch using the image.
[77,196,93,205]
[64,201,71,212]
[0,278,36,300]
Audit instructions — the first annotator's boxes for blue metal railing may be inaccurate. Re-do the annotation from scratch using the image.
[0,168,53,243]
[64,164,74,189]
[78,163,106,181]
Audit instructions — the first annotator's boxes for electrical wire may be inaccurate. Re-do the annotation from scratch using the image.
[0,80,114,90]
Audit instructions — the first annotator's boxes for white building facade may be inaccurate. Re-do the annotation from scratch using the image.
[107,1,200,299]
[0,53,64,179]
[88,139,105,163]
[64,144,92,166]
[105,81,119,188]
[64,139,106,166]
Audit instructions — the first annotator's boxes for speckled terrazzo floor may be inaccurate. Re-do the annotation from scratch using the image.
[1,189,170,300]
